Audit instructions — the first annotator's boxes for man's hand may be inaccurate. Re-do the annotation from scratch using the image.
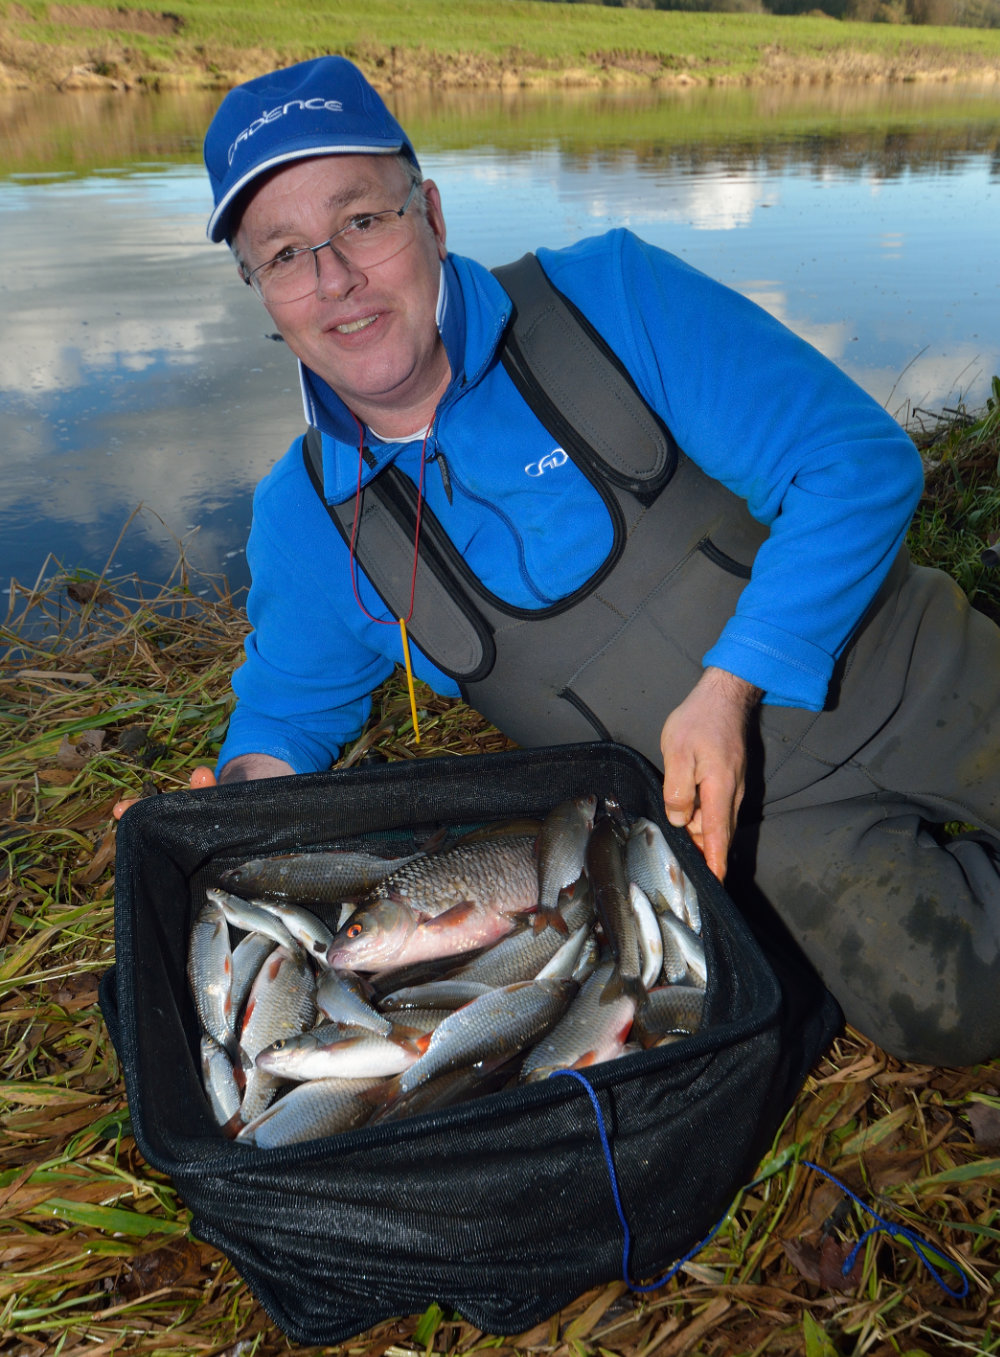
[659,667,762,881]
[111,754,295,820]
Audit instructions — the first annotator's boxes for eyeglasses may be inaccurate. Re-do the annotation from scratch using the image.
[244,180,422,305]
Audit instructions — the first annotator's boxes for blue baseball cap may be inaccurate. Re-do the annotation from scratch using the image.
[204,55,419,243]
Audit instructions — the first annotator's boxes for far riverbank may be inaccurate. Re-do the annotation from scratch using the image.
[3,0,1000,93]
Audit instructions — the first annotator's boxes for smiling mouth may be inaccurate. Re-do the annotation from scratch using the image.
[335,315,379,335]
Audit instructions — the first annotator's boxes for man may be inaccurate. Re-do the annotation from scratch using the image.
[126,55,1000,1066]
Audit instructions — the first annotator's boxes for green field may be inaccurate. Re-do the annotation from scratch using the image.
[4,0,1000,89]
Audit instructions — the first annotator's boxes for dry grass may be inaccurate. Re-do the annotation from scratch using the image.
[2,409,1000,1355]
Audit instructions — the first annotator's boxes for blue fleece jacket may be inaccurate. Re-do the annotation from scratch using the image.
[217,230,923,774]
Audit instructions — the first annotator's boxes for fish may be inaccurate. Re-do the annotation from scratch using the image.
[218,846,430,906]
[206,887,299,951]
[255,1024,423,1082]
[521,960,636,1081]
[443,887,596,989]
[625,817,701,932]
[629,883,665,990]
[631,984,706,1047]
[256,900,336,967]
[370,834,539,923]
[656,911,708,989]
[394,977,577,1097]
[533,794,597,932]
[315,967,392,1036]
[378,979,494,1012]
[237,945,317,1123]
[236,1076,384,1148]
[585,816,647,1006]
[200,1034,242,1127]
[230,931,279,1024]
[326,896,519,974]
[369,1060,520,1125]
[187,896,237,1059]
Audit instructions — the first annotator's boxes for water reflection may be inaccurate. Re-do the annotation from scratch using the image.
[0,81,997,593]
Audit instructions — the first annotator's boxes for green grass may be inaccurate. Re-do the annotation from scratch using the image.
[4,0,1000,89]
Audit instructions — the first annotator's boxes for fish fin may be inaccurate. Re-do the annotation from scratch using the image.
[599,970,647,1007]
[420,901,480,930]
[570,1051,599,1068]
[220,1110,244,1140]
[360,1074,401,1107]
[531,906,569,935]
[388,1026,433,1055]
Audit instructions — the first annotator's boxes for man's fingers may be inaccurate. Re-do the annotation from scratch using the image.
[191,766,217,788]
[112,797,139,821]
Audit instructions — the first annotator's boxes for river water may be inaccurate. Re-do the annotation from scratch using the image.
[1,81,998,598]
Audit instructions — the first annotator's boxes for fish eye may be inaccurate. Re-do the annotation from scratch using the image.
[271,1040,286,1051]
[346,921,364,938]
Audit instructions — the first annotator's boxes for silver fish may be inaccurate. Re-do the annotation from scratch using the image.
[230,931,278,1024]
[585,816,646,1006]
[207,887,299,951]
[534,795,597,932]
[521,960,636,1081]
[445,889,596,988]
[626,818,701,932]
[378,979,494,1012]
[395,977,577,1097]
[370,1061,518,1125]
[315,967,392,1036]
[326,896,518,974]
[200,1034,242,1127]
[237,945,317,1122]
[188,896,236,1058]
[632,984,706,1046]
[255,1024,422,1081]
[257,900,336,967]
[236,1076,383,1148]
[218,846,428,905]
[656,911,708,989]
[629,883,665,990]
[534,923,594,982]
[372,834,539,922]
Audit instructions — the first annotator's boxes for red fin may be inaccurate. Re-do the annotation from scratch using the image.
[571,1051,598,1069]
[420,901,480,931]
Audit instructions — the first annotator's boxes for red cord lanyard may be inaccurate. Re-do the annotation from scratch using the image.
[347,414,430,742]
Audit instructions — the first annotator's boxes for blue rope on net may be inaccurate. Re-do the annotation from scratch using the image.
[552,1067,970,1299]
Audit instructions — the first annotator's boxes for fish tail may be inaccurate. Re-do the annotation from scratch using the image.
[532,906,569,936]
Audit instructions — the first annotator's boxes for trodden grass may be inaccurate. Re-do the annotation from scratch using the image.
[1,392,999,1355]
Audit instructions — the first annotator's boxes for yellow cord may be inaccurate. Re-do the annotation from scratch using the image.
[399,617,421,744]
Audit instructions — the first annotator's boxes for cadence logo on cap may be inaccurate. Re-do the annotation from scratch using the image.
[228,98,345,165]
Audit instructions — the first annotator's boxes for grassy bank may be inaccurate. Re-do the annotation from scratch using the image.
[2,0,1000,92]
[1,394,999,1354]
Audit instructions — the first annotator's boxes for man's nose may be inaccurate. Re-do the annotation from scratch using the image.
[313,242,363,298]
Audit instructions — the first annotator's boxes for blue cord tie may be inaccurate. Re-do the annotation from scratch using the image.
[553,1068,970,1299]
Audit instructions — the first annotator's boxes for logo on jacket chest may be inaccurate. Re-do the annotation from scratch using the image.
[525,447,568,477]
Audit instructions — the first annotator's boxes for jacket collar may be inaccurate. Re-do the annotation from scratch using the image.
[299,253,513,503]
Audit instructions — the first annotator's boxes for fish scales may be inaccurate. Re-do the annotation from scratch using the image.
[586,817,646,1005]
[395,978,576,1096]
[534,795,597,928]
[521,960,636,1081]
[372,834,539,920]
[218,847,428,905]
[237,1076,384,1147]
[188,897,237,1058]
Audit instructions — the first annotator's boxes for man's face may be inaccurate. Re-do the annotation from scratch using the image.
[235,154,449,432]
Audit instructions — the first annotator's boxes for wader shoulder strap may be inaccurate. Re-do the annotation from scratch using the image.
[492,252,676,497]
